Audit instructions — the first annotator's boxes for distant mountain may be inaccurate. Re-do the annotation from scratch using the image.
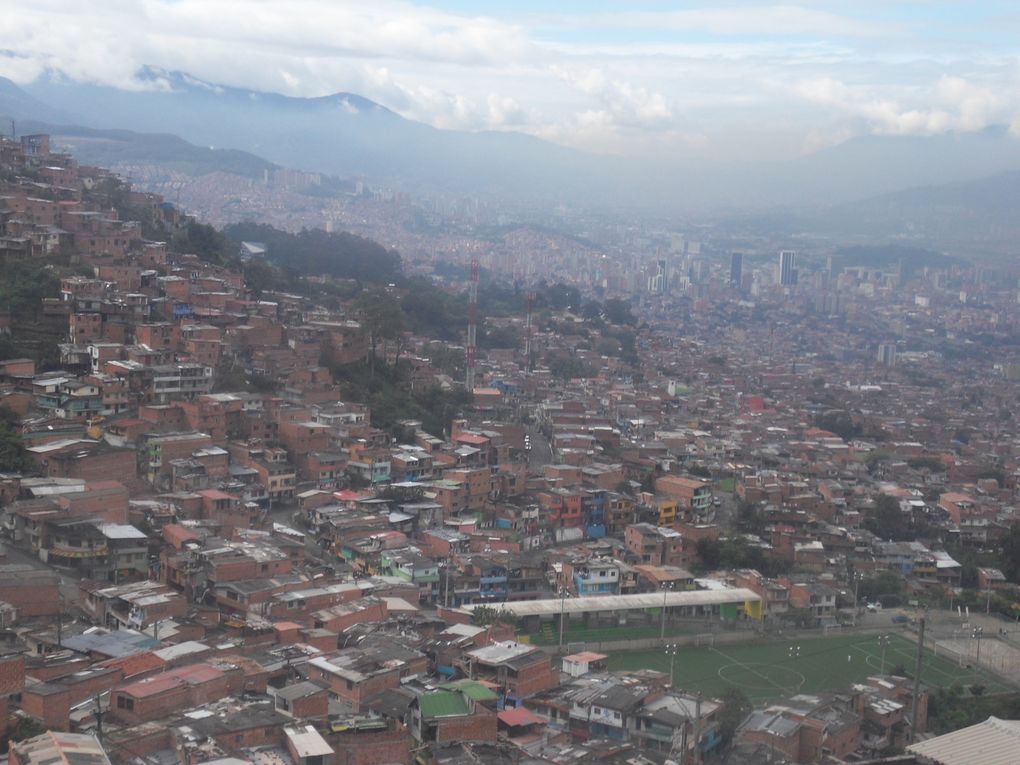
[7,70,1020,212]
[3,118,277,179]
[0,76,74,124]
[810,170,1020,255]
[22,69,606,201]
[778,127,1020,201]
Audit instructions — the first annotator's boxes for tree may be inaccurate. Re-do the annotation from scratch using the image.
[814,410,861,441]
[353,288,405,376]
[1002,523,1020,583]
[173,221,226,263]
[864,494,911,541]
[857,571,904,604]
[470,605,518,628]
[548,355,596,380]
[603,297,637,326]
[736,501,766,535]
[717,686,752,745]
[544,283,580,311]
[0,404,27,473]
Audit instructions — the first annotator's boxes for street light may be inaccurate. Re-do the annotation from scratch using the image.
[788,645,801,661]
[664,642,680,686]
[878,634,892,673]
[973,626,984,665]
[661,582,675,640]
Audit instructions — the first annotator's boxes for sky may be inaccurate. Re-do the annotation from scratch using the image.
[1,0,1018,160]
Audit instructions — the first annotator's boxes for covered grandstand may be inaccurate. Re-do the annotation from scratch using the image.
[458,588,762,634]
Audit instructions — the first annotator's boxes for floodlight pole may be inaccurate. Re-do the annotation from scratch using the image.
[559,587,567,649]
[661,582,674,640]
[909,617,925,745]
[665,643,679,685]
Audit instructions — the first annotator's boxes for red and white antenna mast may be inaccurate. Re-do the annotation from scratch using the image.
[524,290,536,375]
[466,259,479,391]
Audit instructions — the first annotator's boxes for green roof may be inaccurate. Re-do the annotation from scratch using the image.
[438,680,498,702]
[419,691,470,719]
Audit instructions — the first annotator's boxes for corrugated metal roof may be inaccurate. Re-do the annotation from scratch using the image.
[418,690,470,719]
[908,716,1020,765]
[459,587,760,618]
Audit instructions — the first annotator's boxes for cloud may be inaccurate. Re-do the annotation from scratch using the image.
[547,5,890,38]
[554,66,673,129]
[0,1,1017,157]
[778,74,1014,137]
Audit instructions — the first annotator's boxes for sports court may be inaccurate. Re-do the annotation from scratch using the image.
[605,633,1012,703]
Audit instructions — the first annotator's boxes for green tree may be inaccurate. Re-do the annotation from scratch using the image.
[172,221,227,263]
[603,297,637,326]
[1002,523,1020,583]
[548,355,596,380]
[864,494,911,541]
[857,571,904,604]
[717,686,752,745]
[544,283,580,311]
[353,288,405,376]
[814,410,861,441]
[0,421,28,473]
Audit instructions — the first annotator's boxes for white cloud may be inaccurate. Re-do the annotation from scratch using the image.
[777,74,1015,137]
[0,1,1017,157]
[545,5,890,38]
[553,66,673,129]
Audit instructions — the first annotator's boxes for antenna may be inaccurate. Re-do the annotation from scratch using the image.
[466,258,478,391]
[524,290,536,375]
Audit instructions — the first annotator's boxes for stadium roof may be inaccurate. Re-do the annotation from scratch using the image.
[458,588,760,618]
[907,716,1020,765]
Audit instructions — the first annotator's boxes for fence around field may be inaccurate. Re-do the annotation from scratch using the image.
[526,620,911,655]
[906,612,1020,688]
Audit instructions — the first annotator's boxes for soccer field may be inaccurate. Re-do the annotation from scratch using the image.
[605,633,1013,703]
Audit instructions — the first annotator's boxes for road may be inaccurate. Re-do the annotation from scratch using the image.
[526,424,553,469]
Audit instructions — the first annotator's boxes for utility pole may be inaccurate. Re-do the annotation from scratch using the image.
[853,572,862,625]
[93,694,105,743]
[692,692,703,765]
[909,617,925,745]
[559,587,567,650]
[444,555,452,609]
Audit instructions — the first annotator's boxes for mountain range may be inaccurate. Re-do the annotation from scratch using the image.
[3,69,1020,245]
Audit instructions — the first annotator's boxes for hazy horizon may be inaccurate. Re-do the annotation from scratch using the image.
[3,1,1019,162]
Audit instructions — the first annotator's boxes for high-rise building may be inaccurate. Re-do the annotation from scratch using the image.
[729,252,743,287]
[877,342,897,366]
[778,250,797,287]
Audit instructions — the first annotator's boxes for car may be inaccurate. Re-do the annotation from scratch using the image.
[892,615,911,624]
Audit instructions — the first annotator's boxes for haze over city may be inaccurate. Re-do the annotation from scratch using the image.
[0,4,1019,765]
